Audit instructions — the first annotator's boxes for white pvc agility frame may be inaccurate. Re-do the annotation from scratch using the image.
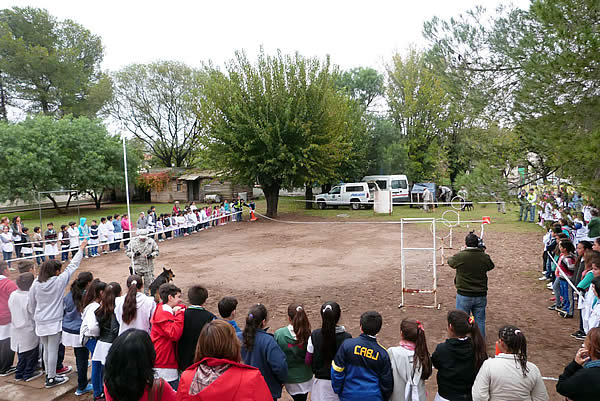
[400,217,439,309]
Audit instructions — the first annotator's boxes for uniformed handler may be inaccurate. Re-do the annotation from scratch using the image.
[125,228,159,292]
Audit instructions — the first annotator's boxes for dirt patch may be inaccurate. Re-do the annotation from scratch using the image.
[55,216,573,401]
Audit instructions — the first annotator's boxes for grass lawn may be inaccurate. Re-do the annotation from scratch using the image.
[2,197,543,234]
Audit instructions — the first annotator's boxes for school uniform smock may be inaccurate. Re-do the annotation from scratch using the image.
[431,337,476,401]
[274,325,314,395]
[176,357,272,401]
[331,333,393,401]
[471,353,547,401]
[8,289,38,353]
[150,303,185,382]
[238,329,288,399]
[114,293,156,335]
[388,343,427,401]
[556,360,600,401]
[104,380,176,401]
[28,250,84,336]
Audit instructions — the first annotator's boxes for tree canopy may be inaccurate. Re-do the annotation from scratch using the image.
[0,7,111,118]
[197,50,361,217]
[109,61,203,168]
[0,115,139,210]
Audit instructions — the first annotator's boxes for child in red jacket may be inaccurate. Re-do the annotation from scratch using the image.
[151,283,186,390]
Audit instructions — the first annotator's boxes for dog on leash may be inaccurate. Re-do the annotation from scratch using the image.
[149,267,176,302]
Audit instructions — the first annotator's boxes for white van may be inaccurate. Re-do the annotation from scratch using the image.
[315,182,372,210]
[361,175,409,204]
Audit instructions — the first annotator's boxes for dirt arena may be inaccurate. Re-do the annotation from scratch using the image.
[57,216,575,401]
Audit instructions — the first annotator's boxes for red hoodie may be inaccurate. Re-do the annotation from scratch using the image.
[0,276,17,325]
[176,358,272,401]
[150,303,185,369]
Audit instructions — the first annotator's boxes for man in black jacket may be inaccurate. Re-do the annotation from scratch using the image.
[447,233,495,338]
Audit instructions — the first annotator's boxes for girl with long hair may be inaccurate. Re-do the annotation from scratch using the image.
[305,301,351,401]
[27,239,87,388]
[432,310,488,401]
[92,282,122,366]
[61,271,94,395]
[274,304,313,401]
[80,278,107,400]
[472,326,547,400]
[104,329,176,401]
[240,304,288,400]
[176,320,271,400]
[115,275,156,335]
[387,319,432,401]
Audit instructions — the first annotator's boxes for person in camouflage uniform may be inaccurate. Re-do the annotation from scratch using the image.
[126,228,159,292]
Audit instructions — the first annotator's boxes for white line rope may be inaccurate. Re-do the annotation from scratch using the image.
[253,211,486,226]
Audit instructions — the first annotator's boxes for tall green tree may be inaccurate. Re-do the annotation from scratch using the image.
[386,48,451,182]
[0,115,139,211]
[336,67,384,109]
[0,7,111,118]
[110,61,203,168]
[197,50,356,217]
[424,0,600,196]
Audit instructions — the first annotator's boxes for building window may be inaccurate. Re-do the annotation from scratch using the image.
[176,181,183,192]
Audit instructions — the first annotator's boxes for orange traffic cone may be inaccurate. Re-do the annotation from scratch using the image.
[250,210,258,221]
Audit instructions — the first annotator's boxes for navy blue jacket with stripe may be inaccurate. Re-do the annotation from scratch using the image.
[331,333,394,401]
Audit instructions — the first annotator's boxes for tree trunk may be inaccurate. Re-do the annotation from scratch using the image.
[0,75,7,122]
[45,194,66,214]
[65,193,74,210]
[321,184,332,193]
[263,183,280,218]
[305,184,313,209]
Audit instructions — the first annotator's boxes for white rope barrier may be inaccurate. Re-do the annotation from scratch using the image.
[4,210,242,263]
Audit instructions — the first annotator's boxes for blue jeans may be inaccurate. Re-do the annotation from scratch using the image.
[85,339,104,397]
[456,294,487,338]
[524,205,536,222]
[61,248,69,261]
[35,251,45,265]
[2,251,12,268]
[559,279,574,316]
[519,204,527,221]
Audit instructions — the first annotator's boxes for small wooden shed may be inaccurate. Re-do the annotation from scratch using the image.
[140,168,252,204]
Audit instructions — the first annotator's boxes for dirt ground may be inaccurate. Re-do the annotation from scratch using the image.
[49,216,577,401]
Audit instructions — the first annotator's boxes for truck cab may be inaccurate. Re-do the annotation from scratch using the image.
[315,182,372,210]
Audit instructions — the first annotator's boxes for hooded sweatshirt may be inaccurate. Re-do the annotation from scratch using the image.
[432,337,477,400]
[28,250,84,335]
[115,292,156,334]
[8,289,38,352]
[78,218,90,241]
[150,303,185,369]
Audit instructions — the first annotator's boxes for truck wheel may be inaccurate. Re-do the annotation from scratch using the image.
[318,201,326,210]
[351,200,361,210]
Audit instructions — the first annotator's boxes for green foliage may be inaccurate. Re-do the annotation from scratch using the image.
[110,61,203,168]
[336,67,384,109]
[197,49,359,216]
[423,0,600,198]
[386,48,451,182]
[0,7,111,118]
[0,115,139,210]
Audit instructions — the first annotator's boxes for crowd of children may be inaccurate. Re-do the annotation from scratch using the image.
[8,248,595,401]
[538,201,600,343]
[0,201,243,270]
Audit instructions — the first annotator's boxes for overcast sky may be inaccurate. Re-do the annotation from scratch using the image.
[5,0,531,72]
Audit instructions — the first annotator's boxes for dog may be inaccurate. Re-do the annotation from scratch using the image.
[462,201,474,211]
[149,267,176,302]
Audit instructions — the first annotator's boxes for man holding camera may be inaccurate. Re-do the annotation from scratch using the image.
[448,232,495,338]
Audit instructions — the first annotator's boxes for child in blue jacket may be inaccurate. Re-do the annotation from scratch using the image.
[238,304,288,400]
[331,311,393,401]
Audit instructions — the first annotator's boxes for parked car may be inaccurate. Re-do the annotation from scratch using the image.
[315,182,373,210]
